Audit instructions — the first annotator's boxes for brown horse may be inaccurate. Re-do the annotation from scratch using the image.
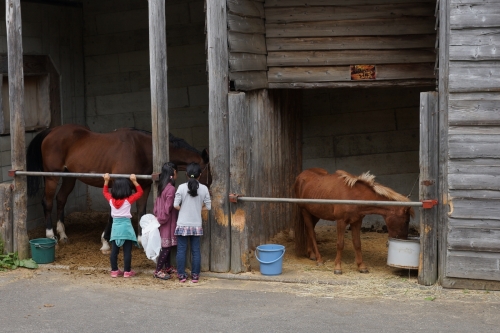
[26,124,211,252]
[294,168,413,274]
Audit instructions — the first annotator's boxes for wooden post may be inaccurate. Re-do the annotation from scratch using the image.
[229,92,250,273]
[207,0,231,272]
[148,0,169,200]
[6,0,29,259]
[0,184,13,254]
[418,91,439,285]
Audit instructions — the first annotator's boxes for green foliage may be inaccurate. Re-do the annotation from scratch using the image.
[424,296,436,301]
[0,237,4,254]
[0,252,38,271]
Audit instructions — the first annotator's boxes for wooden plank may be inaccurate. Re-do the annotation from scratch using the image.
[450,28,500,46]
[265,0,436,7]
[229,71,268,91]
[229,53,267,72]
[207,0,231,272]
[448,227,500,253]
[267,49,436,67]
[441,276,500,291]
[228,32,267,54]
[268,63,435,83]
[418,92,439,286]
[0,184,13,254]
[446,250,500,281]
[449,161,500,176]
[227,0,264,18]
[227,13,265,34]
[47,56,61,127]
[451,4,500,29]
[450,217,500,229]
[449,134,500,159]
[228,92,250,273]
[450,45,500,61]
[266,17,436,38]
[450,62,500,92]
[6,0,29,259]
[269,79,436,89]
[449,125,500,135]
[266,35,436,51]
[449,174,500,191]
[148,0,169,203]
[448,199,500,220]
[449,100,500,125]
[265,3,434,23]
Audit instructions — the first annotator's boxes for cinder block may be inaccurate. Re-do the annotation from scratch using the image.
[166,24,205,48]
[85,54,120,77]
[396,107,419,130]
[189,1,205,24]
[129,70,150,92]
[336,151,419,176]
[168,87,189,108]
[118,50,149,72]
[95,8,149,35]
[0,136,11,152]
[86,72,131,97]
[302,136,334,159]
[302,158,336,174]
[169,106,208,129]
[133,111,152,131]
[188,85,208,107]
[168,64,207,88]
[167,44,205,67]
[165,3,190,26]
[85,30,149,56]
[1,165,12,184]
[95,91,151,115]
[23,37,43,54]
[87,113,136,132]
[1,150,11,167]
[190,126,209,149]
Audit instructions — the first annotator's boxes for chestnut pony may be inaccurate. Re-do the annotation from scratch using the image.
[26,124,211,253]
[294,168,413,274]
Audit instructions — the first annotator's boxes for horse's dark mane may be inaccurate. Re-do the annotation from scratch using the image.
[128,128,201,154]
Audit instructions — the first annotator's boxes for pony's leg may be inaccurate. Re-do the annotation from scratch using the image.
[55,177,77,243]
[100,214,112,255]
[350,220,369,273]
[334,220,348,274]
[135,185,151,247]
[301,210,322,265]
[43,177,59,240]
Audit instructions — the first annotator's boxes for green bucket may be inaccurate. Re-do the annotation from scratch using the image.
[29,238,56,264]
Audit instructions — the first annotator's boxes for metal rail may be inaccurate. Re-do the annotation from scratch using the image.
[9,170,153,180]
[229,194,438,209]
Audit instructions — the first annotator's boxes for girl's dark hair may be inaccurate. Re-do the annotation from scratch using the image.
[110,178,133,199]
[158,162,177,195]
[186,162,201,197]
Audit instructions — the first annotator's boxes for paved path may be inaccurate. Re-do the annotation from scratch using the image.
[1,269,499,333]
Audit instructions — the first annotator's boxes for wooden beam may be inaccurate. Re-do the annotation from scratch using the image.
[269,79,436,89]
[148,0,169,201]
[207,0,231,272]
[0,184,13,254]
[229,71,268,91]
[418,91,439,286]
[6,0,29,259]
[264,0,435,6]
[228,92,250,273]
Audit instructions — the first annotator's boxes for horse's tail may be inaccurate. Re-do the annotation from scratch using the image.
[294,177,308,257]
[26,127,52,197]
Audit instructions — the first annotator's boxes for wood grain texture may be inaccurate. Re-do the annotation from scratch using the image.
[6,0,29,259]
[229,53,267,72]
[0,184,13,254]
[229,71,268,90]
[268,79,436,89]
[227,0,264,18]
[450,62,500,92]
[228,13,265,34]
[451,4,500,29]
[446,250,500,281]
[228,32,267,54]
[207,0,231,272]
[266,35,435,51]
[265,0,435,7]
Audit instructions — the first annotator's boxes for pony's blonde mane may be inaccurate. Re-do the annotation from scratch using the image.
[338,170,411,203]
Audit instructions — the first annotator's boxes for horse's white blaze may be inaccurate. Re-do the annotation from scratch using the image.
[56,221,68,241]
[46,228,55,239]
[100,232,110,252]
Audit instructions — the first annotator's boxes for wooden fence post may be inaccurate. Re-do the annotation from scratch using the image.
[0,184,13,254]
[6,0,29,259]
[418,91,439,285]
[148,0,169,201]
[207,0,231,272]
[229,92,250,273]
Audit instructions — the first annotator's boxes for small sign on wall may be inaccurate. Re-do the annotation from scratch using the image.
[350,65,376,80]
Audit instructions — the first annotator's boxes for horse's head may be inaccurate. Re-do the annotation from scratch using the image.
[384,206,414,240]
[199,148,212,188]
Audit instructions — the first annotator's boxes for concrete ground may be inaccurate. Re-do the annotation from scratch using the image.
[1,267,499,333]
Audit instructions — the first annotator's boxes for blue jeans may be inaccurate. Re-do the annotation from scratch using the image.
[176,235,201,278]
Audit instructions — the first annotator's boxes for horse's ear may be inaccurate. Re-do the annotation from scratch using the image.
[202,148,209,164]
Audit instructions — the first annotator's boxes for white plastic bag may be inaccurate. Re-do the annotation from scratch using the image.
[139,214,161,263]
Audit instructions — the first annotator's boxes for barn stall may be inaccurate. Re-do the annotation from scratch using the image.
[1,0,500,290]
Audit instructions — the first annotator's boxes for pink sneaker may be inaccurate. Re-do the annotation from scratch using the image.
[124,271,136,278]
[110,270,123,278]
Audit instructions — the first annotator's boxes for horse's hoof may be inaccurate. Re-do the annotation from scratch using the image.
[334,270,342,275]
[60,237,68,243]
[316,261,324,266]
[101,250,111,255]
[359,268,369,274]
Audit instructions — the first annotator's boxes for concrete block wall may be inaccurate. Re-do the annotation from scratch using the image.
[83,0,208,212]
[0,2,85,230]
[301,86,435,229]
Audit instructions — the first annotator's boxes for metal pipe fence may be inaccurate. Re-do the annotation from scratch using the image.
[10,170,153,180]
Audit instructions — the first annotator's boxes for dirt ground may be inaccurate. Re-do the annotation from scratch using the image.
[25,212,500,302]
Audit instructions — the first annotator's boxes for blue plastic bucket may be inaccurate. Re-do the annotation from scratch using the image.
[255,244,285,276]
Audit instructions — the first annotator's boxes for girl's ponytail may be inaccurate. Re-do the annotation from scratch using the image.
[186,162,201,197]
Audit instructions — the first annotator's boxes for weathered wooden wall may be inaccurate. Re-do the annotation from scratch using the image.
[227,0,268,90]
[301,86,434,228]
[265,0,436,88]
[443,0,500,283]
[0,2,85,230]
[84,0,209,211]
[229,89,301,272]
